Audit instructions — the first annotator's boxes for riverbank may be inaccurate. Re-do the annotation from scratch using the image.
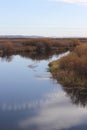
[49,43,87,87]
[0,38,81,56]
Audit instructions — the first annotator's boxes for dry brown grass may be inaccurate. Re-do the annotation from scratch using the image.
[0,38,80,55]
[49,43,87,87]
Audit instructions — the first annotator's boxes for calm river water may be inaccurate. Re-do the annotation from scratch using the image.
[0,52,87,130]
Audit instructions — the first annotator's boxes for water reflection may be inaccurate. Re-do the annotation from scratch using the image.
[1,55,13,62]
[51,73,87,107]
[19,89,87,130]
[0,50,66,62]
[0,51,87,130]
[62,86,87,107]
[1,88,87,130]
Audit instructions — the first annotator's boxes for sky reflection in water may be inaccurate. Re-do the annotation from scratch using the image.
[19,89,87,130]
[0,52,87,130]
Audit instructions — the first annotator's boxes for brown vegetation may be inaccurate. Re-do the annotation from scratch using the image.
[0,38,80,56]
[49,43,87,87]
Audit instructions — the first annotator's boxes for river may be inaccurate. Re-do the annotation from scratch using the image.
[0,51,87,130]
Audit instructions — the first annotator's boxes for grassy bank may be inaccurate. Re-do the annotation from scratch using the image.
[49,43,87,87]
[0,38,80,55]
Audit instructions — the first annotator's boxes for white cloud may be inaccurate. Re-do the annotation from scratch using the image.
[49,0,87,5]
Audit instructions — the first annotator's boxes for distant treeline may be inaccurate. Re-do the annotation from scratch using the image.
[0,38,81,55]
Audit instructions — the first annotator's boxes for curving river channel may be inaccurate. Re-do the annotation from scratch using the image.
[0,51,87,130]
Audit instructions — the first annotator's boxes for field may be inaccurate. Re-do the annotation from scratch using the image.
[0,38,81,55]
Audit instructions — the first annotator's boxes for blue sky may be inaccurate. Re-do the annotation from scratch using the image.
[0,0,87,37]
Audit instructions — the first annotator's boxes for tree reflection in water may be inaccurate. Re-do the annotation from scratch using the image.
[62,85,87,107]
[0,50,65,62]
